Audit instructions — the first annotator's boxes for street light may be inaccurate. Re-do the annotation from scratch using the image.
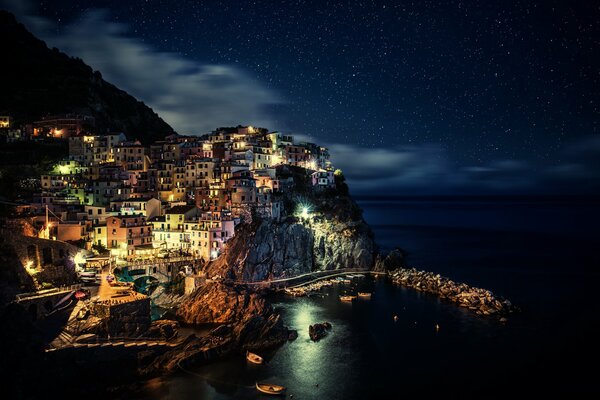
[296,202,312,219]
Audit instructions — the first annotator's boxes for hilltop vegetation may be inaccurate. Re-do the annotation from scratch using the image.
[0,11,174,144]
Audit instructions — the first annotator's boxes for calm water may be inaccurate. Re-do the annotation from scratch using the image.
[135,198,600,399]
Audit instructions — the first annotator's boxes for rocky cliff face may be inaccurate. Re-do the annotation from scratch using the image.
[177,282,274,324]
[140,282,291,374]
[176,282,290,350]
[212,217,376,282]
[205,168,377,282]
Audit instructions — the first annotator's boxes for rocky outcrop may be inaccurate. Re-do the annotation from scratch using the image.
[150,285,185,310]
[176,282,290,350]
[140,330,232,375]
[374,248,406,272]
[234,218,375,281]
[143,282,291,375]
[205,213,376,283]
[309,322,332,341]
[177,282,269,324]
[147,320,179,340]
[390,268,517,318]
[203,166,377,282]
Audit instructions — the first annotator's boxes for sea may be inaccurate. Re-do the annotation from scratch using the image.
[133,196,600,399]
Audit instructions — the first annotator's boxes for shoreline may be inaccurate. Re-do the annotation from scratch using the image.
[274,267,516,319]
[34,265,517,397]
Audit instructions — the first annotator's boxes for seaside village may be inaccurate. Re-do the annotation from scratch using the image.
[0,114,335,295]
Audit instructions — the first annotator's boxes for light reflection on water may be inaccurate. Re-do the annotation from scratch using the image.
[136,277,507,400]
[133,200,599,399]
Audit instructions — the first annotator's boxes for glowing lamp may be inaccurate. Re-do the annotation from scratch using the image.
[302,207,309,218]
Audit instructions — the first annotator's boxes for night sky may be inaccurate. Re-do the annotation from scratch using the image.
[3,0,600,194]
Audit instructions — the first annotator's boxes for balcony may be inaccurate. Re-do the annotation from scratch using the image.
[127,233,153,239]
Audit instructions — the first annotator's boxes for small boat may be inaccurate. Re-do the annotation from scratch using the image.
[78,270,97,283]
[339,295,356,302]
[357,292,371,298]
[255,382,286,395]
[246,351,264,364]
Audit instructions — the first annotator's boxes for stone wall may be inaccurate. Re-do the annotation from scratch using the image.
[1,232,79,271]
[90,297,151,337]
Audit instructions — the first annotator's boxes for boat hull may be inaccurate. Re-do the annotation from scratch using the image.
[246,351,264,364]
[255,382,286,395]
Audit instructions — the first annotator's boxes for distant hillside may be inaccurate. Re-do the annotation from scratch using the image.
[0,10,175,143]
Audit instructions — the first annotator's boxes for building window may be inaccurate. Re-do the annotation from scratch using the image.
[42,248,53,264]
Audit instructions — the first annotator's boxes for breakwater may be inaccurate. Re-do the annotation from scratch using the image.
[390,268,516,318]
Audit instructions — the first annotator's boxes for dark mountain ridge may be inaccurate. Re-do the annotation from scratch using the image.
[0,10,174,143]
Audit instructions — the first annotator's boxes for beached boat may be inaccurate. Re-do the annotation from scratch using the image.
[74,290,88,300]
[348,274,365,279]
[255,382,286,395]
[357,292,371,299]
[78,270,97,283]
[339,295,357,302]
[246,351,264,365]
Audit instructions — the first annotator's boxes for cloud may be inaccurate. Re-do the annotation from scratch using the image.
[541,135,600,189]
[458,160,535,191]
[3,0,599,196]
[328,136,600,195]
[329,141,535,195]
[3,2,281,135]
[328,143,453,193]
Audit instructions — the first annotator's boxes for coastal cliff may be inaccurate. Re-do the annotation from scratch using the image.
[205,167,377,282]
[206,217,375,282]
[142,282,292,375]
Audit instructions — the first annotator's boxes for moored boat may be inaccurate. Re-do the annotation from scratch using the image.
[339,295,356,302]
[78,270,97,283]
[255,382,286,395]
[246,351,264,364]
[357,292,371,299]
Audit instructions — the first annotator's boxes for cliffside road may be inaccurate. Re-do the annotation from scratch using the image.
[237,268,386,288]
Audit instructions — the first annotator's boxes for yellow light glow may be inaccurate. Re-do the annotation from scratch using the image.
[73,251,87,269]
[25,260,37,275]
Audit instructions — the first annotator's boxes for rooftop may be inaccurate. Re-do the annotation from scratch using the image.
[166,205,197,214]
